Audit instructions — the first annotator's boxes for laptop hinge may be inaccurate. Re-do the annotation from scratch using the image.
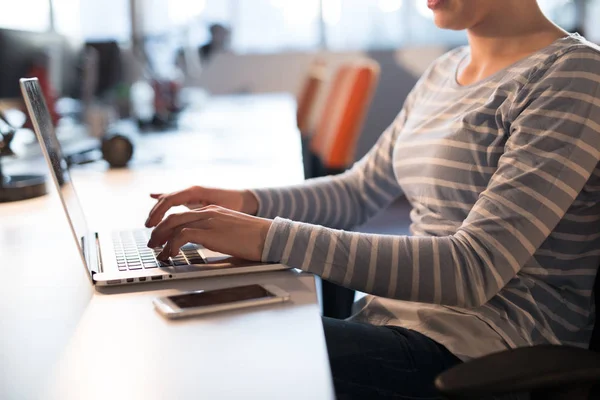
[95,232,104,273]
[80,235,97,285]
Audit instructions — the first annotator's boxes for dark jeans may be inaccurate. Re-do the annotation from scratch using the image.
[321,279,356,319]
[322,317,462,399]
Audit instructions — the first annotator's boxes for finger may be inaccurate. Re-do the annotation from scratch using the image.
[165,228,206,258]
[150,193,163,199]
[145,189,197,228]
[185,202,206,210]
[146,195,184,227]
[162,219,214,250]
[145,199,167,228]
[148,209,218,247]
[156,221,213,260]
[157,242,171,261]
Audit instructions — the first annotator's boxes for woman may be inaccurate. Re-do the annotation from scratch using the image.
[146,0,600,398]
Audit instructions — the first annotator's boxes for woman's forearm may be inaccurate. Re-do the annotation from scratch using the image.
[251,120,405,230]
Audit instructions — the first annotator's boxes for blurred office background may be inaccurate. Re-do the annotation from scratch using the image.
[0,0,593,161]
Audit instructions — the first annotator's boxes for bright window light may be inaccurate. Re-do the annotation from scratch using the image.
[80,0,130,40]
[234,0,320,52]
[52,0,82,37]
[323,0,342,25]
[270,0,320,24]
[0,0,50,31]
[378,0,403,13]
[169,0,207,25]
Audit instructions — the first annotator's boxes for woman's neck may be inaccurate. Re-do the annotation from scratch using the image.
[459,3,568,85]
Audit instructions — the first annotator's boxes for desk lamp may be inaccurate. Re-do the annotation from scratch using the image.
[0,110,47,202]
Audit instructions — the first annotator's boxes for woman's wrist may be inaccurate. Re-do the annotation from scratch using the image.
[240,190,259,215]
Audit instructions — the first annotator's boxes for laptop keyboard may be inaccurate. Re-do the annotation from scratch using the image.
[111,229,206,271]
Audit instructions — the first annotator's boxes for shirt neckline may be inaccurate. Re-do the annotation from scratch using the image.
[451,33,581,90]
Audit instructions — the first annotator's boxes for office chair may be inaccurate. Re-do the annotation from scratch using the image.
[305,60,380,319]
[435,266,600,399]
[308,60,379,178]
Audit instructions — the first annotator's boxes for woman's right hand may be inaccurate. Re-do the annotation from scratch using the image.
[144,186,259,228]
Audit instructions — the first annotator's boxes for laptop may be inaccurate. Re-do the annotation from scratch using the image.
[20,77,288,287]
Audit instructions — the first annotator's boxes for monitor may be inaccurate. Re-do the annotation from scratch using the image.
[84,40,123,98]
[0,28,81,100]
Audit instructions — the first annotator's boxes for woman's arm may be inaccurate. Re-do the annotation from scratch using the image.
[251,105,412,231]
[261,47,600,308]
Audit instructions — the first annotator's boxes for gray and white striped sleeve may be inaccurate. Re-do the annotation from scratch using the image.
[260,47,600,309]
[251,107,408,230]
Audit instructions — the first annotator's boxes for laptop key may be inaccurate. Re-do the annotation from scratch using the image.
[118,265,127,271]
[127,264,143,270]
[143,263,158,269]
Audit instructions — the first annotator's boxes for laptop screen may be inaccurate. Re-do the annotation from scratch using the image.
[20,78,92,271]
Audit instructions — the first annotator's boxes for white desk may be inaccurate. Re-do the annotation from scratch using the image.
[0,94,334,400]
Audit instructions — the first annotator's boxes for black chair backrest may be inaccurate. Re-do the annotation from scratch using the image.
[589,268,600,352]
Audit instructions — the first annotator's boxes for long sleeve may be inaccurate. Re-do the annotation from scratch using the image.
[260,47,600,309]
[251,101,413,231]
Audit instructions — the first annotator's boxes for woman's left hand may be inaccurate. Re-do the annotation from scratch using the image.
[146,205,273,262]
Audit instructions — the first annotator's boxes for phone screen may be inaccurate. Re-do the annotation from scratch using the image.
[168,285,274,309]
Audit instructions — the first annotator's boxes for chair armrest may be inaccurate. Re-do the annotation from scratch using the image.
[435,345,600,397]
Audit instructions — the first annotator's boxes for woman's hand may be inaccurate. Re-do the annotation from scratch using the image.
[145,186,259,228]
[147,205,273,262]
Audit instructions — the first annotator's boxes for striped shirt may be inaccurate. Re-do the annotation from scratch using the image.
[252,33,600,360]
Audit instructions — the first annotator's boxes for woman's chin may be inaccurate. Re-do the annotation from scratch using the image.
[433,14,468,31]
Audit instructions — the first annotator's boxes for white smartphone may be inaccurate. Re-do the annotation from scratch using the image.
[153,284,291,319]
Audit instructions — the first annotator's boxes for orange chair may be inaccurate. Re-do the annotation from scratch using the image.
[309,60,380,177]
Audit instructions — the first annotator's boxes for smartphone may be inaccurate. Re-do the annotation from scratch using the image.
[153,284,291,319]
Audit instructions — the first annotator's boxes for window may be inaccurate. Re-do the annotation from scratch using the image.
[140,0,321,53]
[323,0,467,50]
[79,0,131,41]
[0,0,50,32]
[232,0,321,52]
[52,0,82,38]
[59,0,589,54]
[323,0,406,50]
